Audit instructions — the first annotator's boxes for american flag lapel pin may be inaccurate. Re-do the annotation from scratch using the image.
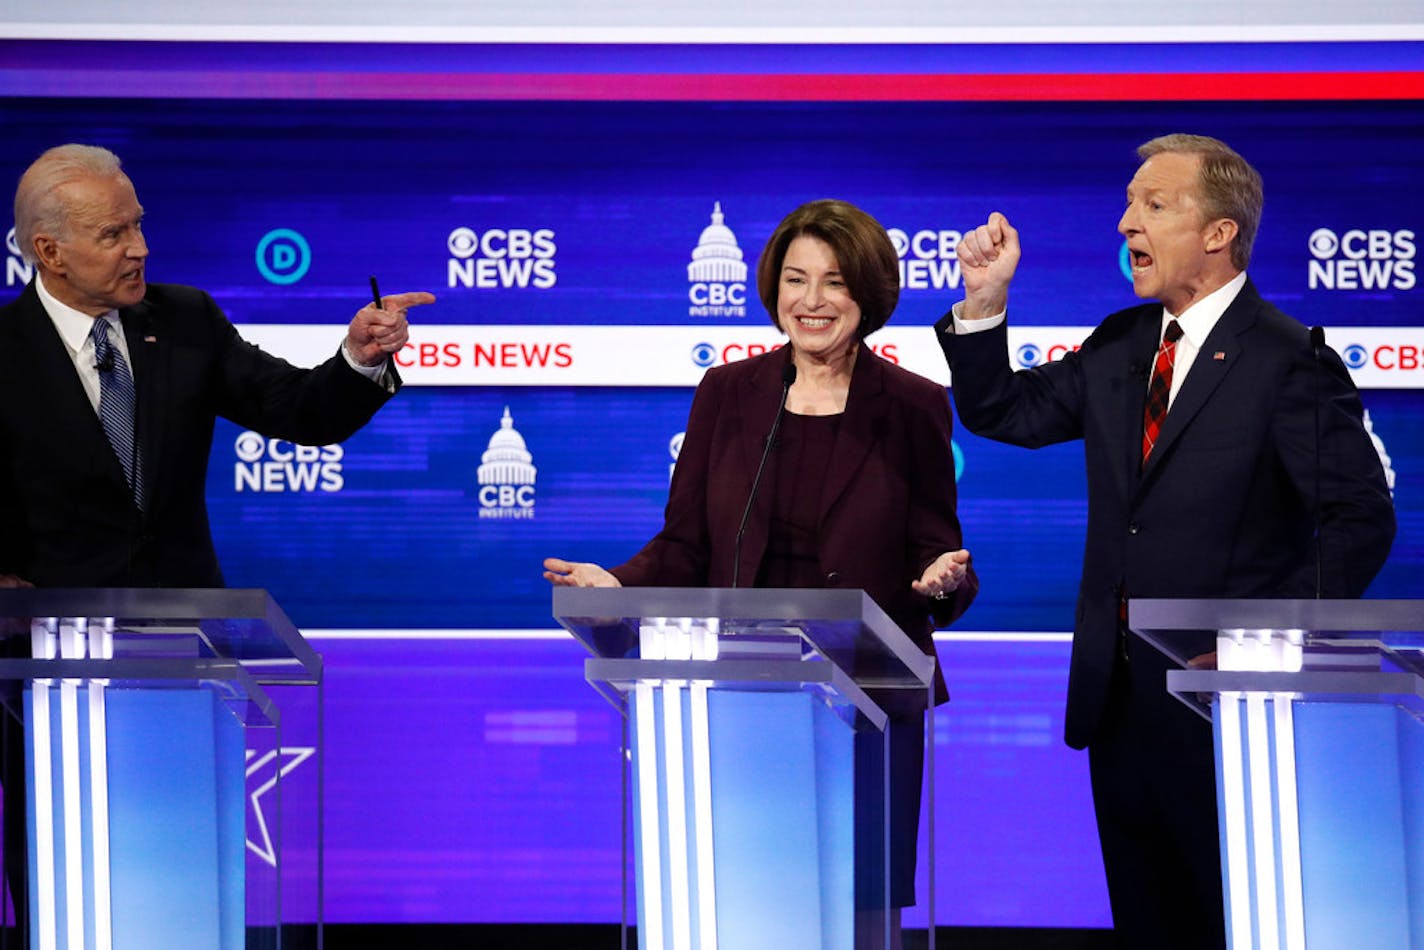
[1213,351,1226,361]
[144,335,157,343]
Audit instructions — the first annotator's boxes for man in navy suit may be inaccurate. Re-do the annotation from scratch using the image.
[936,134,1394,948]
[0,143,433,939]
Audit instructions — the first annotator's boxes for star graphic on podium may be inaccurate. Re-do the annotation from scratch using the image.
[245,746,316,867]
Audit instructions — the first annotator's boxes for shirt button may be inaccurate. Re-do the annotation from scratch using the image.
[826,571,841,586]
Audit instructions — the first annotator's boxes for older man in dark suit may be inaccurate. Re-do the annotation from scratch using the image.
[0,143,433,939]
[0,143,434,588]
[936,134,1395,948]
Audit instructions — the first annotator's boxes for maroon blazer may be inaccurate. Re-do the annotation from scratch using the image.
[611,345,977,701]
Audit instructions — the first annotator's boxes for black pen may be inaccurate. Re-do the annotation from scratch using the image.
[367,276,392,369]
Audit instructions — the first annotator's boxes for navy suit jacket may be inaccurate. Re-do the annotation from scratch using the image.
[937,279,1395,748]
[0,280,397,587]
[611,345,977,701]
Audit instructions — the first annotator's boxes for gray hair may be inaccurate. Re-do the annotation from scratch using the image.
[1137,134,1263,271]
[13,144,126,265]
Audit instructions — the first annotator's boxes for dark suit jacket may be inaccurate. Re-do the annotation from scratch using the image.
[0,280,397,587]
[611,345,978,700]
[937,279,1395,748]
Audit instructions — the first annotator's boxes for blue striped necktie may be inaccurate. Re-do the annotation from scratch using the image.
[89,317,144,509]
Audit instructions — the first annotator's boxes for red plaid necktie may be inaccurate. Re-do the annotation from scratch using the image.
[1141,319,1184,466]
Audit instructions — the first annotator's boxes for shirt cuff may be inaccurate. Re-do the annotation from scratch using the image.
[951,301,1008,334]
[341,341,394,391]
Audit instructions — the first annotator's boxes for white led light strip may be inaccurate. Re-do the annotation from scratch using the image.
[1245,693,1279,950]
[90,623,115,950]
[662,682,692,950]
[689,681,717,949]
[27,620,56,950]
[59,676,83,950]
[1273,696,1305,950]
[1217,693,1253,950]
[31,676,56,950]
[58,622,86,950]
[634,683,665,950]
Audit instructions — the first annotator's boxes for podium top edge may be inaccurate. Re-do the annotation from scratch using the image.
[0,587,279,620]
[0,588,319,679]
[1129,598,1424,633]
[552,586,936,686]
[554,586,882,619]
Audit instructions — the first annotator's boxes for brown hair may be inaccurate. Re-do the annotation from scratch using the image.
[1138,134,1263,270]
[756,199,900,338]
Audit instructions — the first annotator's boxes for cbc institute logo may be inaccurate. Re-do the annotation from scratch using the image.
[688,203,748,318]
[478,407,537,520]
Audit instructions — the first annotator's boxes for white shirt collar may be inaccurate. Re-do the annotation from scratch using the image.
[33,272,119,355]
[1163,271,1247,349]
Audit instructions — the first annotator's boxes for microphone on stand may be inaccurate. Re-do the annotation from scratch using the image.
[732,361,797,588]
[1310,326,1326,599]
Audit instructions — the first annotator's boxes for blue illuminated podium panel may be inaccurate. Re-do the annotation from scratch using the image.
[558,587,936,949]
[1132,599,1424,950]
[0,589,320,950]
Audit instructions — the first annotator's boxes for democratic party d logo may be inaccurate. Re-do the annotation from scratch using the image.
[256,228,312,285]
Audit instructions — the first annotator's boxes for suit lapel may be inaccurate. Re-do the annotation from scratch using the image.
[734,351,788,491]
[120,299,165,509]
[818,346,885,522]
[1138,282,1260,483]
[1122,310,1163,491]
[729,352,793,584]
[13,285,129,488]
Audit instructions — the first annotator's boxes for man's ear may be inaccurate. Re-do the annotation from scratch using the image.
[32,234,64,273]
[1203,218,1239,256]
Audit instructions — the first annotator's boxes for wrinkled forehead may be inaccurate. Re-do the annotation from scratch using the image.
[54,172,141,227]
[1129,151,1203,197]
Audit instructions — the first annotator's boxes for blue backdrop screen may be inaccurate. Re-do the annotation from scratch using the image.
[0,86,1419,927]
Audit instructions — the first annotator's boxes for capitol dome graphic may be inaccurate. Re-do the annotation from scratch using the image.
[478,407,537,486]
[687,202,747,283]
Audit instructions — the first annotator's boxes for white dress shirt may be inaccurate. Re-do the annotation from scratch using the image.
[34,272,131,414]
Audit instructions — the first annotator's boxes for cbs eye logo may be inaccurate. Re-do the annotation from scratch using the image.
[691,342,717,368]
[1016,343,1043,368]
[1342,344,1369,370]
[234,431,267,463]
[1308,229,1340,259]
[448,228,479,258]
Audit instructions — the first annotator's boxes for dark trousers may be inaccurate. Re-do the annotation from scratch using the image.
[855,713,926,909]
[1088,637,1226,950]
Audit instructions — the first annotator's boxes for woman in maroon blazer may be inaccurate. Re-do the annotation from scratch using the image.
[546,199,977,930]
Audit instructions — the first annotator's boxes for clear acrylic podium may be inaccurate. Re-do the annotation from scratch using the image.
[554,587,938,950]
[1129,598,1424,950]
[0,588,323,950]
